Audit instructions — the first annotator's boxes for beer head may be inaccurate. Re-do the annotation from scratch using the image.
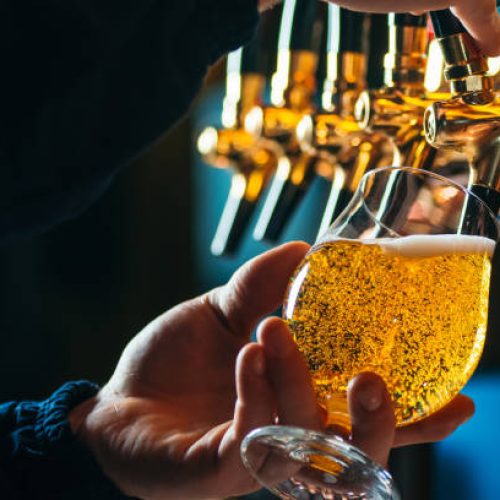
[375,233,495,258]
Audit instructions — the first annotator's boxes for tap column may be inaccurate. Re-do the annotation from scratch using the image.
[425,9,500,214]
[197,9,280,255]
[355,14,438,169]
[250,0,325,243]
[298,6,391,238]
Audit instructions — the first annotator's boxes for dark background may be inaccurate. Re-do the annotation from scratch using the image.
[0,117,193,400]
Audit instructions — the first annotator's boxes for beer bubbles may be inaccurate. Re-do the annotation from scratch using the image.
[285,235,494,427]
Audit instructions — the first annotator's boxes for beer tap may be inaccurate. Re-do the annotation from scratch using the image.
[250,0,325,243]
[297,6,391,239]
[197,9,280,256]
[425,9,500,214]
[355,13,438,169]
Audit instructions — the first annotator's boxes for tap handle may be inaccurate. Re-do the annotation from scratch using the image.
[316,166,351,240]
[470,185,500,216]
[211,176,259,256]
[253,155,317,242]
[392,13,428,27]
[428,7,490,89]
[242,6,282,75]
[428,0,500,34]
[323,7,369,111]
[278,0,325,52]
[328,6,367,54]
[429,9,465,37]
[341,10,367,52]
[223,7,282,128]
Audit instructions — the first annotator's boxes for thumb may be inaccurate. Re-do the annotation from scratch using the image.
[348,372,395,467]
[207,242,310,336]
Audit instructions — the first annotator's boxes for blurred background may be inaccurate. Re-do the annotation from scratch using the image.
[1,11,500,500]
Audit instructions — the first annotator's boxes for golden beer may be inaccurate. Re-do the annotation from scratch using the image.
[284,235,494,426]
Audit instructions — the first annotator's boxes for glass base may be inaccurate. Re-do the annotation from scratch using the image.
[241,426,399,500]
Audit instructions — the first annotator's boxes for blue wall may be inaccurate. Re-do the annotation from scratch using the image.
[434,373,500,500]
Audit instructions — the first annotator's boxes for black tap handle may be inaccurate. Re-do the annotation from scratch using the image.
[328,6,367,53]
[253,155,317,242]
[391,13,428,27]
[241,6,282,75]
[278,0,326,52]
[470,185,500,216]
[429,9,466,37]
[341,10,367,52]
[211,194,257,256]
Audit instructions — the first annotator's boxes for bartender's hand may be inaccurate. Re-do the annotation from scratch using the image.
[259,0,500,57]
[69,243,474,500]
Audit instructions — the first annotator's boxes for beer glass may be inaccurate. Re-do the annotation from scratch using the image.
[241,167,498,499]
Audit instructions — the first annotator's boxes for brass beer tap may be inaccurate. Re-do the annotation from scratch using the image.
[355,14,438,169]
[425,9,500,214]
[197,10,280,256]
[250,0,326,243]
[297,6,391,239]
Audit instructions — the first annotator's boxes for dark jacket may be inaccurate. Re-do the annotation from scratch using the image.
[0,0,258,497]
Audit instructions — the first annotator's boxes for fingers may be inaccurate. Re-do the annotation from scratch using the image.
[208,242,310,336]
[258,317,323,430]
[453,1,500,56]
[233,339,473,481]
[233,343,275,439]
[231,318,322,458]
[348,375,474,466]
[349,372,475,464]
[218,343,276,495]
[348,373,396,467]
[232,333,317,490]
[394,394,475,447]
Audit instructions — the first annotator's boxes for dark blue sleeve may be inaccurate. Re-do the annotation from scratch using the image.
[0,381,131,500]
[0,0,259,243]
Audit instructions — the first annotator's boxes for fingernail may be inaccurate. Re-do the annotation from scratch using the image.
[355,379,384,412]
[253,350,266,377]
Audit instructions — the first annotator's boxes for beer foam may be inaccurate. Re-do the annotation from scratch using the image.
[375,234,496,258]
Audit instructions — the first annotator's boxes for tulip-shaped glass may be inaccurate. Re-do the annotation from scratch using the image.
[241,166,498,499]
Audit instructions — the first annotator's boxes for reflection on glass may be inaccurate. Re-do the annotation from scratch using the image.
[242,166,498,500]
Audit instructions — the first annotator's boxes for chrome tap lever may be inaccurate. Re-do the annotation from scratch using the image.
[426,9,500,215]
[298,6,390,239]
[197,9,281,255]
[252,0,326,242]
[316,133,390,238]
[355,13,439,169]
